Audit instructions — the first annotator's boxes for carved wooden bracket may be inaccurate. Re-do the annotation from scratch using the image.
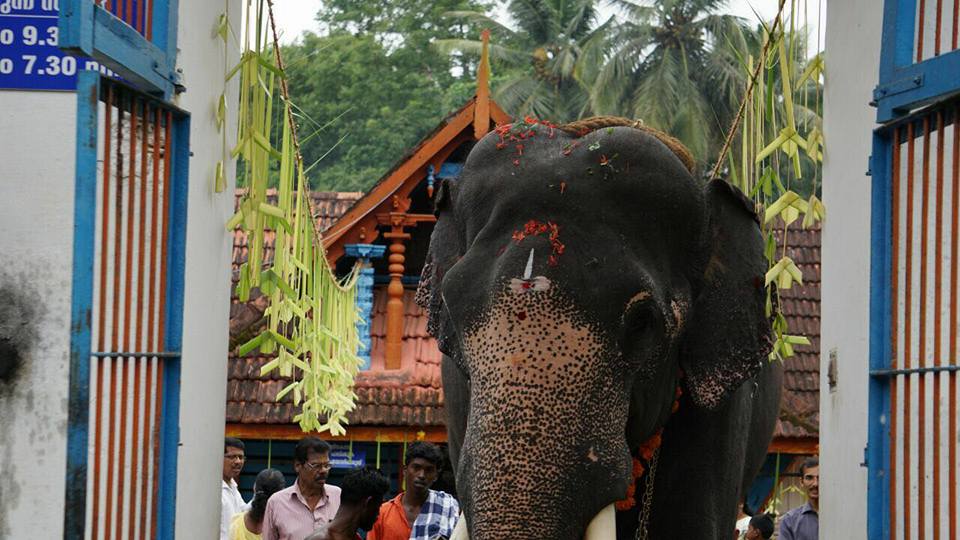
[374,211,437,369]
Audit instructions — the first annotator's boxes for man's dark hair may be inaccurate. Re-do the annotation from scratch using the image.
[800,456,819,475]
[248,469,286,523]
[340,466,390,505]
[294,437,331,463]
[749,513,775,539]
[225,437,245,452]
[404,441,443,468]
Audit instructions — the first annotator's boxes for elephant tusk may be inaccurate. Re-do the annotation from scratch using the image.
[583,503,616,540]
[450,513,469,540]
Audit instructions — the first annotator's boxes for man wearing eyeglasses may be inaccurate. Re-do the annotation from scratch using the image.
[262,437,342,540]
[222,437,250,540]
[779,457,819,540]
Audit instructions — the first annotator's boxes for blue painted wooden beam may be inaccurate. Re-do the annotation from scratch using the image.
[874,51,960,122]
[59,0,95,55]
[58,1,178,97]
[345,244,387,370]
[156,112,191,539]
[867,128,893,540]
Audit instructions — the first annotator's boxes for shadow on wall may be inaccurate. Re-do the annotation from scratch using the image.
[0,277,40,540]
[0,281,36,387]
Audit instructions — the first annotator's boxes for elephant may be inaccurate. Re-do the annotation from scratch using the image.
[417,116,783,540]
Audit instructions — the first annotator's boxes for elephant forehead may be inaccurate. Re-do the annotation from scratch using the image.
[458,125,704,249]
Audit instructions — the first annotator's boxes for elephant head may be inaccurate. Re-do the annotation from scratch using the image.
[418,118,772,539]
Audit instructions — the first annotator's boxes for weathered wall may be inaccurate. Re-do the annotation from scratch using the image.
[0,90,76,538]
[820,0,884,537]
[0,2,239,537]
[171,0,240,537]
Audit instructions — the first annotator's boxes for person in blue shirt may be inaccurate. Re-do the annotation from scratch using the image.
[779,457,819,540]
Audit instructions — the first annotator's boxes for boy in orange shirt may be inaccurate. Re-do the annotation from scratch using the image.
[368,442,459,540]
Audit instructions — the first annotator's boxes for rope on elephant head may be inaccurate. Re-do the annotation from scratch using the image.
[557,116,696,175]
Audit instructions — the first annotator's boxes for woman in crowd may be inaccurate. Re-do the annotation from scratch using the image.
[230,468,286,540]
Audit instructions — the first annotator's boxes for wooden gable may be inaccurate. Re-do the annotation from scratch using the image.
[323,32,511,263]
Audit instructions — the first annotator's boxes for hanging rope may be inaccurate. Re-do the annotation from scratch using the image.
[709,0,790,181]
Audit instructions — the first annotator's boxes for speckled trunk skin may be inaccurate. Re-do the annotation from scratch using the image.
[458,287,631,539]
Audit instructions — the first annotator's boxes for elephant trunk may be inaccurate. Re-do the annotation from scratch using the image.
[455,288,633,539]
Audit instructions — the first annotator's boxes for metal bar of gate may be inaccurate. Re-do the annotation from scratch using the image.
[151,108,173,540]
[64,69,101,540]
[919,115,930,537]
[90,80,112,540]
[140,102,162,540]
[933,109,944,540]
[891,125,903,540]
[129,98,149,537]
[919,0,928,61]
[947,101,960,538]
[116,89,138,540]
[104,88,125,539]
[905,121,916,539]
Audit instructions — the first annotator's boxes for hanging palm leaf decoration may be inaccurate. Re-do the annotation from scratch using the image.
[225,0,363,435]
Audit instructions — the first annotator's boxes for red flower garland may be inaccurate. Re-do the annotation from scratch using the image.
[615,385,683,511]
[511,219,565,266]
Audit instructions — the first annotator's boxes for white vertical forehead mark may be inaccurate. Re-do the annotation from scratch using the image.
[523,248,535,279]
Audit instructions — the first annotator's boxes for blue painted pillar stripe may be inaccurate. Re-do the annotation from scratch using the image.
[344,244,386,370]
[155,113,190,539]
[59,0,95,55]
[163,0,180,74]
[878,0,917,83]
[868,128,894,540]
[64,69,101,540]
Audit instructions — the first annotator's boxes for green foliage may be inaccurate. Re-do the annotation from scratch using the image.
[727,4,825,364]
[593,0,751,167]
[439,0,609,123]
[228,0,364,435]
[236,0,490,192]
[256,0,822,200]
[281,32,445,191]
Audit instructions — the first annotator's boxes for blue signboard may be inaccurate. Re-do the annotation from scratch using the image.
[0,0,106,90]
[330,444,366,469]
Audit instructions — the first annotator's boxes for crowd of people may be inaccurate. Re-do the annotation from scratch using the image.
[220,437,459,540]
[222,436,819,540]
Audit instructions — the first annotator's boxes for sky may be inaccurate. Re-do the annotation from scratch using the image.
[268,1,826,50]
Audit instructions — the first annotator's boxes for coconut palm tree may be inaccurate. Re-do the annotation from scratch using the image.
[592,0,750,166]
[437,0,612,122]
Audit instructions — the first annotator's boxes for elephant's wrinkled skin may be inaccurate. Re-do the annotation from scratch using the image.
[419,120,782,539]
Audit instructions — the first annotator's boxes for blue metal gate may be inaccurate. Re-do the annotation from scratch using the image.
[61,1,185,537]
[869,1,960,539]
[66,71,189,540]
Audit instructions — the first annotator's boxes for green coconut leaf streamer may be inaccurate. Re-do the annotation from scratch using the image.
[714,0,824,362]
[225,0,363,435]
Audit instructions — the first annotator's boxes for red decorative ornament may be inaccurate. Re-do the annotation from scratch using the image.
[615,385,682,510]
[512,219,566,266]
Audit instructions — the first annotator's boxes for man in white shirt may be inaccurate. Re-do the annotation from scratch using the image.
[221,437,250,540]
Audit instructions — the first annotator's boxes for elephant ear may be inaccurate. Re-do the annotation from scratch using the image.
[416,179,463,355]
[679,180,773,410]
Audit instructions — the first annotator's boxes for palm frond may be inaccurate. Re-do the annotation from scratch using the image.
[442,10,517,36]
[607,0,657,23]
[509,0,555,44]
[433,39,528,66]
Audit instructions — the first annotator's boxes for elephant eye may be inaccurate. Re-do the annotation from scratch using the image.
[624,302,656,334]
[620,298,663,360]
